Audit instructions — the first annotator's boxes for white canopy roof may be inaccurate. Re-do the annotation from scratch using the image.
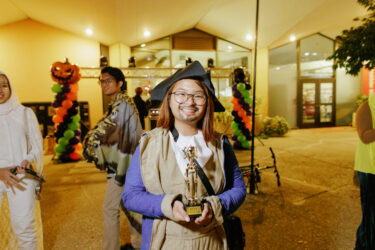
[0,0,368,49]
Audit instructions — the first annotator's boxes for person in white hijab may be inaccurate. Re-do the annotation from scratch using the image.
[0,71,43,250]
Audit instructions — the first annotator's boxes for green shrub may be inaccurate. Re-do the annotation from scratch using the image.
[263,116,289,136]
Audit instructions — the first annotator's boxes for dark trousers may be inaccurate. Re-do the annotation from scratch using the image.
[355,171,375,250]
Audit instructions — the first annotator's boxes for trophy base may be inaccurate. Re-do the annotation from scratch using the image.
[185,204,202,218]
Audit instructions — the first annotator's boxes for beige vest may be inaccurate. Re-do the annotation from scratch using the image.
[140,128,227,249]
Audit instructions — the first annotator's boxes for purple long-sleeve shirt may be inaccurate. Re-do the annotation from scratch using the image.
[122,136,246,250]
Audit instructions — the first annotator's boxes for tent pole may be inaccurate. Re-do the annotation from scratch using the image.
[249,0,259,194]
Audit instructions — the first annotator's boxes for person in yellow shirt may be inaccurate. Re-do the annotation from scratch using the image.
[354,93,375,250]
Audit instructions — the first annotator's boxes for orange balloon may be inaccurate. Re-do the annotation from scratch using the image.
[66,92,77,101]
[62,99,73,109]
[69,151,81,161]
[231,98,239,106]
[52,114,63,124]
[56,107,67,117]
[238,110,246,118]
[69,83,79,94]
[74,143,83,151]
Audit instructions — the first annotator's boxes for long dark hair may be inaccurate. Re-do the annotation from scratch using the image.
[157,79,215,143]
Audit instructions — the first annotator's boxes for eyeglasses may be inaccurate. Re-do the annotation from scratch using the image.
[171,91,206,105]
[98,78,114,85]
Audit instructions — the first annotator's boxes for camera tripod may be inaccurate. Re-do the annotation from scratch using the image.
[239,146,280,194]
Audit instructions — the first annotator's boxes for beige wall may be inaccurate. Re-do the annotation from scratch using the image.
[253,48,269,117]
[0,18,103,126]
[109,43,133,96]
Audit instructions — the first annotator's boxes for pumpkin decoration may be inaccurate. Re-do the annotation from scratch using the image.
[51,59,80,84]
[51,58,82,162]
[231,68,252,149]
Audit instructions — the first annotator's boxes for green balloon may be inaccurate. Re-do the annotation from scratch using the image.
[64,129,75,139]
[233,129,242,136]
[51,84,62,93]
[241,91,250,98]
[241,141,250,149]
[237,83,246,91]
[68,122,79,131]
[245,97,252,104]
[54,144,66,153]
[72,115,81,123]
[231,121,239,129]
[238,135,246,142]
[58,137,69,146]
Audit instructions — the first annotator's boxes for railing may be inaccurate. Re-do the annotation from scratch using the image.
[80,67,234,80]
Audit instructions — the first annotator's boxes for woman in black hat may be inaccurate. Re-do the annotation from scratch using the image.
[122,61,246,250]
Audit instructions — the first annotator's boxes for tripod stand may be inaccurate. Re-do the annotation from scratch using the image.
[239,145,281,194]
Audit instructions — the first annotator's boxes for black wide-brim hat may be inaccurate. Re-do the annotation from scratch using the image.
[151,61,225,112]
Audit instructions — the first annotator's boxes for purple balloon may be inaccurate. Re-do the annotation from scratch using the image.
[70,137,80,145]
[59,153,70,162]
[233,91,241,98]
[52,100,60,108]
[62,84,71,93]
[65,144,74,153]
[246,110,252,116]
[231,135,237,141]
[234,141,242,148]
[74,130,81,137]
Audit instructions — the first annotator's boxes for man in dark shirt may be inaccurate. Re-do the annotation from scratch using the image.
[133,87,148,130]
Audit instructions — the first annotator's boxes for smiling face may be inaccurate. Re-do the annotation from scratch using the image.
[0,75,11,104]
[169,79,206,128]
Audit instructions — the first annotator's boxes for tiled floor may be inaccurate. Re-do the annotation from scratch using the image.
[40,126,360,249]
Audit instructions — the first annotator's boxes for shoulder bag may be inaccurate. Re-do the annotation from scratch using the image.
[193,159,245,250]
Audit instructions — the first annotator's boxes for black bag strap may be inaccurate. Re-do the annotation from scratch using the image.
[193,159,215,196]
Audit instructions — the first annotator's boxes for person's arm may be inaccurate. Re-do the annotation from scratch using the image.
[123,145,181,219]
[356,101,375,144]
[200,136,246,225]
[216,136,246,215]
[24,108,43,174]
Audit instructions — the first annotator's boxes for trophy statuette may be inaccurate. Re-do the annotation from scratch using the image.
[183,146,202,217]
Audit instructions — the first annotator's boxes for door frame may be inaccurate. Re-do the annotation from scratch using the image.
[297,78,336,128]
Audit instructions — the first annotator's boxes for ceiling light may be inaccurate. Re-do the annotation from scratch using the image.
[289,35,296,42]
[144,30,151,37]
[276,67,280,70]
[304,52,310,56]
[147,56,151,61]
[141,43,146,47]
[227,46,232,50]
[246,34,252,41]
[312,52,317,56]
[85,28,93,36]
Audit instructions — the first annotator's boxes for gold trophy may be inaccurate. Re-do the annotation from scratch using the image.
[183,146,202,217]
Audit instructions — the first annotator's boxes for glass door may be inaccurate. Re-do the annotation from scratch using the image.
[297,79,335,128]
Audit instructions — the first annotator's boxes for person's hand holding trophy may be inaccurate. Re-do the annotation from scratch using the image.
[171,145,213,225]
[183,146,202,217]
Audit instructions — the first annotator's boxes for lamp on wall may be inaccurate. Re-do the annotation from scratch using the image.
[185,57,193,66]
[129,57,136,67]
[207,58,215,68]
[100,56,108,67]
